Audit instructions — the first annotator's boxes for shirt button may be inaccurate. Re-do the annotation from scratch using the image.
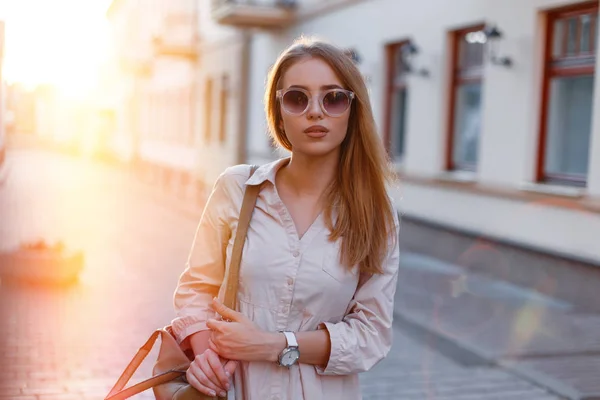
[292,250,300,258]
[287,278,294,286]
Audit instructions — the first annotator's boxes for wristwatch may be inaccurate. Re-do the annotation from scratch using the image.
[277,331,300,367]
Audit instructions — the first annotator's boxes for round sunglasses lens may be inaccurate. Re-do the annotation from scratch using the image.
[323,91,351,115]
[282,90,309,114]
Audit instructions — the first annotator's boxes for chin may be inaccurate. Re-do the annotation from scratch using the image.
[295,143,340,158]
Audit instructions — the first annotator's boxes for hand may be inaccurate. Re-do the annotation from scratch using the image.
[206,298,285,362]
[186,348,238,398]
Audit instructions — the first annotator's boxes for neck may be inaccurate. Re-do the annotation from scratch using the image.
[280,152,338,197]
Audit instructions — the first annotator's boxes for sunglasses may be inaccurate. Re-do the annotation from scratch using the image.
[276,87,355,117]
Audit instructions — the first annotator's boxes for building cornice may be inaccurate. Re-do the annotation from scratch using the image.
[297,0,371,22]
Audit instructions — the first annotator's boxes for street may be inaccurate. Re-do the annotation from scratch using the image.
[0,149,562,399]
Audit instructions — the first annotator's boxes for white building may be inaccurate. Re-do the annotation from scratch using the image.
[192,0,258,184]
[206,0,600,309]
[106,0,199,191]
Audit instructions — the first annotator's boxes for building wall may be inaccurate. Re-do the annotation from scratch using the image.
[246,32,292,166]
[105,0,151,161]
[139,56,196,170]
[106,0,199,174]
[194,1,256,184]
[241,0,600,264]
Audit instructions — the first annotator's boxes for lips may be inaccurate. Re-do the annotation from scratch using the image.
[304,125,329,138]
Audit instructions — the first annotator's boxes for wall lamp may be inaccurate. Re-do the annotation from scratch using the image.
[483,24,512,67]
[344,48,362,64]
[400,40,430,77]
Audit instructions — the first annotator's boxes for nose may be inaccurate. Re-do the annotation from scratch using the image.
[306,95,324,120]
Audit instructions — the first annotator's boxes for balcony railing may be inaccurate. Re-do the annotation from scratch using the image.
[153,35,198,60]
[211,0,297,29]
[152,13,199,60]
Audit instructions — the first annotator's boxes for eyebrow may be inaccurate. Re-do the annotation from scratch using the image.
[287,84,344,90]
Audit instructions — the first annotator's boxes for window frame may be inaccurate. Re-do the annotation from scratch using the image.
[218,74,229,144]
[537,1,598,186]
[204,77,213,144]
[383,40,410,161]
[188,85,195,146]
[445,24,486,172]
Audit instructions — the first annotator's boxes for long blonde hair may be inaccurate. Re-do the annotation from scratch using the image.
[265,37,397,275]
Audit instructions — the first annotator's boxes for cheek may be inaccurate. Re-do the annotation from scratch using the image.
[281,115,300,135]
[332,117,350,141]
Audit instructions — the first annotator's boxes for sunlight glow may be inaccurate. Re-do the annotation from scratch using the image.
[0,0,113,99]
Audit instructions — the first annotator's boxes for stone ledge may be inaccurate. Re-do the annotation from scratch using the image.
[399,171,600,214]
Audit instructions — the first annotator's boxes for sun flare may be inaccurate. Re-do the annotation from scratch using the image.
[0,0,113,99]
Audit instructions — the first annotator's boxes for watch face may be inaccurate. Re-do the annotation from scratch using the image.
[281,348,300,366]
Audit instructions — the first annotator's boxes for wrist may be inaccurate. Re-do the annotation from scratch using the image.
[264,331,287,363]
[189,330,211,356]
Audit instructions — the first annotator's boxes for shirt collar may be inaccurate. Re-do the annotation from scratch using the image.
[246,157,290,186]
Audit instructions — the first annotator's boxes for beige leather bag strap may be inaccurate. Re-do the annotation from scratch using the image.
[106,371,184,400]
[223,165,260,310]
[105,330,186,400]
[104,165,260,400]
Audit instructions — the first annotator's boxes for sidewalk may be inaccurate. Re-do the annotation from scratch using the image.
[395,252,600,400]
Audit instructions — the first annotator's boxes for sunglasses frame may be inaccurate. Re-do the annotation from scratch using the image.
[276,87,355,117]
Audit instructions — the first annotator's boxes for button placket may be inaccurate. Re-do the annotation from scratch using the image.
[276,243,298,328]
[289,246,300,292]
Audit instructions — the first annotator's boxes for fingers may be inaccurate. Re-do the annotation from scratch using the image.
[206,318,224,331]
[197,354,226,394]
[206,349,231,391]
[208,336,219,354]
[208,336,233,362]
[186,351,238,398]
[186,361,222,398]
[223,359,239,377]
[211,298,244,322]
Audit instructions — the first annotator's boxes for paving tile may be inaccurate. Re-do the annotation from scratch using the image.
[395,254,600,360]
[506,354,600,399]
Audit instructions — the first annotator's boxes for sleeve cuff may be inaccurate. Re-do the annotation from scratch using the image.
[315,321,345,375]
[171,316,210,345]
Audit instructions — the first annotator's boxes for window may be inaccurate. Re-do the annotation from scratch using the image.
[218,74,229,144]
[204,78,213,144]
[174,89,182,144]
[188,86,195,145]
[180,87,191,145]
[538,2,598,186]
[447,25,486,171]
[384,42,410,160]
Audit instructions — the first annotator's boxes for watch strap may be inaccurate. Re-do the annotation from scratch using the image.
[282,331,298,348]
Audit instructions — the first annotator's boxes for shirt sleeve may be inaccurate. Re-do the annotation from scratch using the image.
[316,210,401,375]
[171,172,235,345]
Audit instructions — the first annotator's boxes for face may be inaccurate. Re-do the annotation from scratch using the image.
[278,57,352,158]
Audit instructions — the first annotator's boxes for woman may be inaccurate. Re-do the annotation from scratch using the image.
[172,37,400,400]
